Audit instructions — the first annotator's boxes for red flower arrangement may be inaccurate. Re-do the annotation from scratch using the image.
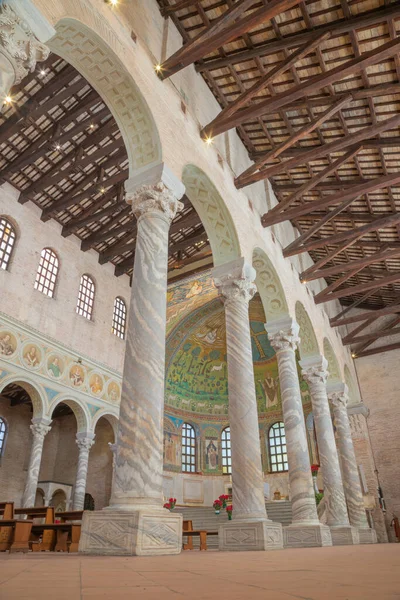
[226,505,233,520]
[219,494,229,508]
[213,499,222,514]
[163,502,171,510]
[311,464,319,476]
[169,497,177,509]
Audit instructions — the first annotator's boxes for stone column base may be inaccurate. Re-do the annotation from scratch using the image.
[79,509,182,556]
[219,520,283,552]
[358,528,378,544]
[283,523,332,548]
[330,526,360,546]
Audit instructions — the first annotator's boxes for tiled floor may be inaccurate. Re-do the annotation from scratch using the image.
[0,545,399,599]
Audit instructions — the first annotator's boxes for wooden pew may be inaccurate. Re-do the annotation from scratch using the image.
[182,519,218,551]
[30,523,82,553]
[56,511,84,552]
[15,507,55,552]
[0,502,15,551]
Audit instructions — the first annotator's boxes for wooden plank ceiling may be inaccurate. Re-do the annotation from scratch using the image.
[156,0,400,357]
[0,55,211,280]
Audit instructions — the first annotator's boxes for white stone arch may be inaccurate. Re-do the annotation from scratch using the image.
[182,165,241,266]
[323,338,342,384]
[252,247,289,321]
[295,301,320,359]
[92,410,119,441]
[48,394,91,433]
[47,18,162,177]
[344,364,361,405]
[0,374,47,418]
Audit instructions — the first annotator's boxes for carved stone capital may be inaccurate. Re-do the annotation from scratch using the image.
[213,258,256,306]
[127,182,183,224]
[0,4,50,90]
[302,365,329,387]
[108,442,117,455]
[329,391,349,410]
[30,419,51,440]
[76,433,95,452]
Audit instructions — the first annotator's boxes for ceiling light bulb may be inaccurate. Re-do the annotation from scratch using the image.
[55,144,61,150]
[155,64,162,73]
[4,95,12,104]
[109,0,118,5]
[100,187,106,194]
[205,136,213,146]
[90,123,95,129]
[40,69,46,76]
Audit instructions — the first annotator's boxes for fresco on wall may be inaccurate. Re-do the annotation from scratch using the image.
[69,364,85,388]
[163,417,182,472]
[22,343,42,369]
[47,354,65,379]
[0,331,17,356]
[89,373,104,395]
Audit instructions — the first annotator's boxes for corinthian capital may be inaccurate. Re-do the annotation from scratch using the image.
[127,182,183,223]
[329,391,349,409]
[265,317,300,353]
[76,433,95,452]
[213,258,257,305]
[0,3,50,92]
[30,418,51,440]
[300,355,329,387]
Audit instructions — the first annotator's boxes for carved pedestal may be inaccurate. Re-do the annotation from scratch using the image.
[330,526,360,546]
[283,523,332,548]
[358,528,378,544]
[218,520,283,552]
[79,509,182,556]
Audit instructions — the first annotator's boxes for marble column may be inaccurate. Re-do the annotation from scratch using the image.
[72,432,95,511]
[300,356,359,545]
[266,318,332,548]
[0,2,54,101]
[328,384,377,544]
[22,417,51,508]
[213,258,283,551]
[79,163,184,556]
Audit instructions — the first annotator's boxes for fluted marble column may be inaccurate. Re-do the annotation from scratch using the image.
[329,385,377,544]
[0,2,54,100]
[79,164,184,556]
[301,356,358,545]
[266,318,332,548]
[213,258,283,551]
[22,417,51,508]
[72,433,95,511]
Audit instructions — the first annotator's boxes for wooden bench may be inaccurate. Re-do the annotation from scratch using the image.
[15,507,55,552]
[182,520,218,551]
[0,502,15,551]
[0,519,33,553]
[55,511,84,552]
[31,523,82,553]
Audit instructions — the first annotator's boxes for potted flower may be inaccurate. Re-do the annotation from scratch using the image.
[219,494,229,509]
[169,498,177,510]
[213,499,222,515]
[163,502,171,510]
[226,505,233,520]
[311,464,320,494]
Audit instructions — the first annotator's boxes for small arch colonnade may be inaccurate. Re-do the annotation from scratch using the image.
[0,1,375,554]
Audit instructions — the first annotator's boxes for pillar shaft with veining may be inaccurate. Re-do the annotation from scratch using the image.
[72,433,95,511]
[111,181,183,510]
[214,260,268,521]
[22,418,51,508]
[330,390,369,529]
[266,319,319,525]
[301,358,350,528]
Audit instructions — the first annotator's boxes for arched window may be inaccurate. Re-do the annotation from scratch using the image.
[112,297,127,339]
[221,427,231,474]
[181,423,196,473]
[0,417,7,457]
[0,217,16,271]
[76,274,95,320]
[34,248,59,297]
[268,422,288,472]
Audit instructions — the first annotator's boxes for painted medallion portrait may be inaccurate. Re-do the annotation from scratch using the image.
[23,343,42,369]
[47,354,64,379]
[108,381,121,403]
[89,373,103,396]
[0,331,17,357]
[69,364,85,388]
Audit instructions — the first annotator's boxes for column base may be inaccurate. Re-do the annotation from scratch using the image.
[330,526,360,546]
[358,527,378,544]
[79,509,183,556]
[218,520,283,552]
[283,523,332,548]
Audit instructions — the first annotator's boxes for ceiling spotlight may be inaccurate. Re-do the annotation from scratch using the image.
[351,353,357,359]
[90,123,95,129]
[55,144,61,151]
[4,95,12,105]
[205,136,213,146]
[107,0,118,5]
[40,69,47,77]
[155,64,162,73]
[100,187,106,194]
[301,278,307,284]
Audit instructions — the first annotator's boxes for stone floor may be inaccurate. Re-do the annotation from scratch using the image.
[0,545,399,599]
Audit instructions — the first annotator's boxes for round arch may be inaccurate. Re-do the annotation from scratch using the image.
[92,411,119,441]
[182,165,241,266]
[48,394,91,433]
[48,18,162,177]
[323,338,342,383]
[252,248,288,321]
[0,375,47,418]
[344,364,361,405]
[295,301,320,359]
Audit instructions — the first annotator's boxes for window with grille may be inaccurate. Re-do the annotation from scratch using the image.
[0,217,16,271]
[112,297,127,339]
[0,417,7,456]
[181,423,196,472]
[76,274,95,320]
[268,422,288,472]
[34,248,59,297]
[221,427,231,474]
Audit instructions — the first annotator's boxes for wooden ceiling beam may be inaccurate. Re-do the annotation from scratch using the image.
[115,254,135,277]
[80,210,134,251]
[158,0,301,79]
[99,238,136,264]
[314,271,400,304]
[61,197,121,237]
[345,323,400,346]
[273,180,369,193]
[169,209,202,235]
[353,341,400,358]
[209,37,400,136]
[196,4,400,71]
[330,302,400,328]
[201,31,330,140]
[168,231,208,254]
[161,0,199,15]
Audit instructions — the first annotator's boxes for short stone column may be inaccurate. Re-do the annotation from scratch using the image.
[329,385,377,544]
[266,318,332,548]
[0,2,54,101]
[79,164,184,556]
[72,433,95,511]
[22,417,52,508]
[300,356,359,546]
[213,258,283,551]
